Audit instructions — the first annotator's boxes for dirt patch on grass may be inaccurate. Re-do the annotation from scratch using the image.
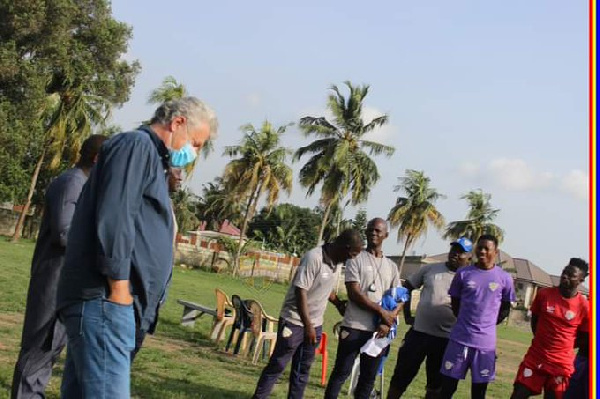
[142,333,260,373]
[496,362,520,383]
[143,335,198,353]
[0,312,22,328]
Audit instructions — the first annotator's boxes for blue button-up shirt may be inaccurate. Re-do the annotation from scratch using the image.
[57,126,174,332]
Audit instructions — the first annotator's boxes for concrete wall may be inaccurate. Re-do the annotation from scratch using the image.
[507,308,530,330]
[0,208,21,236]
[174,233,301,284]
[237,253,300,283]
[0,207,38,238]
[514,280,542,309]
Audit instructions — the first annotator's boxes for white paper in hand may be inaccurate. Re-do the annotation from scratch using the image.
[360,333,391,357]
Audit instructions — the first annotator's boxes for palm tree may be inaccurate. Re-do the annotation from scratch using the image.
[222,120,293,275]
[251,212,300,254]
[196,177,244,230]
[171,188,200,234]
[387,170,446,274]
[295,81,395,244]
[147,75,213,160]
[444,189,504,243]
[148,76,187,104]
[12,89,110,242]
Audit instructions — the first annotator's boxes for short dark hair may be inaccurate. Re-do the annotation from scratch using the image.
[568,258,589,275]
[78,135,108,168]
[477,234,498,248]
[335,228,363,249]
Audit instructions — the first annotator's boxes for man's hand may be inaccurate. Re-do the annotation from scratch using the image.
[329,293,347,316]
[376,324,390,338]
[107,279,133,305]
[304,324,317,345]
[335,300,348,316]
[379,309,396,327]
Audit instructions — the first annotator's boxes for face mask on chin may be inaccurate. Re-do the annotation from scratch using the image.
[169,142,197,168]
[168,122,197,168]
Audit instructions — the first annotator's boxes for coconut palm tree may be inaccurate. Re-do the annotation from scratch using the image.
[388,169,446,273]
[196,177,244,230]
[444,189,504,243]
[12,89,110,242]
[222,120,293,275]
[295,81,395,244]
[170,188,200,234]
[148,76,187,104]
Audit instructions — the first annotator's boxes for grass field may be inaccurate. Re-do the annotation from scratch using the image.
[0,239,531,398]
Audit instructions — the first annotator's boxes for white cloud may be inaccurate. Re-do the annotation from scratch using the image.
[360,107,398,145]
[456,158,587,200]
[246,93,261,107]
[560,169,588,201]
[458,161,480,178]
[488,158,554,191]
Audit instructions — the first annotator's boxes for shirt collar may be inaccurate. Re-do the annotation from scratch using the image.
[321,244,338,271]
[138,125,170,174]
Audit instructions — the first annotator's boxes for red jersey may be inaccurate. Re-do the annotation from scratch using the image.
[525,287,588,375]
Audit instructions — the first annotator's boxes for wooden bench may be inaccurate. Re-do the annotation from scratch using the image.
[176,299,218,327]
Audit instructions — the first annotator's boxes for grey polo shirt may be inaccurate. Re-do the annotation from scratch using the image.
[407,262,457,338]
[342,250,400,332]
[280,246,341,327]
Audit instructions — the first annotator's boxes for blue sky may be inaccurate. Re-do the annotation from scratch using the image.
[110,0,589,276]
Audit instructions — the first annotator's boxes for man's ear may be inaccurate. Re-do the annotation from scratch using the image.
[93,154,99,164]
[169,116,186,131]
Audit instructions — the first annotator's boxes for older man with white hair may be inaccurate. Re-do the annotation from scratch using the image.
[56,97,217,398]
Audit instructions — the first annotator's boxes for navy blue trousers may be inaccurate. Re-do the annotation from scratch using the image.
[253,319,321,399]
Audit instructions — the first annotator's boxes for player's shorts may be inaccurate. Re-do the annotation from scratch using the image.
[440,340,496,383]
[514,356,570,398]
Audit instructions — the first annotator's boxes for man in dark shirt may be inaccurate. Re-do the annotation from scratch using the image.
[131,167,182,361]
[56,97,217,398]
[11,135,107,399]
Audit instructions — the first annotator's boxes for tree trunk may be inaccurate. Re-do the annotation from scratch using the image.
[232,197,253,277]
[335,202,344,237]
[398,235,412,279]
[12,148,46,243]
[317,201,333,245]
[233,182,262,276]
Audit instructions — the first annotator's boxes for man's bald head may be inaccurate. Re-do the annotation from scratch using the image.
[367,217,388,233]
[366,217,389,249]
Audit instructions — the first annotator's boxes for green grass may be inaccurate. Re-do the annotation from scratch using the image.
[0,239,531,398]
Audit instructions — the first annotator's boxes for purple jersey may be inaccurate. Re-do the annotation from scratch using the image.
[448,265,516,350]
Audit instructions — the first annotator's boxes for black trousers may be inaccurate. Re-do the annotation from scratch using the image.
[12,320,66,399]
[324,326,383,399]
[253,319,321,399]
[388,328,449,397]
